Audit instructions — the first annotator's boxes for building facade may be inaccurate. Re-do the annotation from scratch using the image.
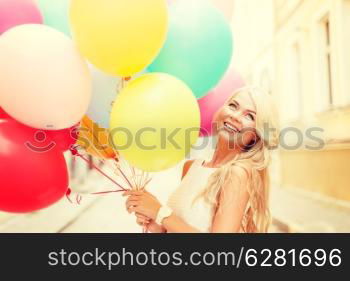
[231,0,350,201]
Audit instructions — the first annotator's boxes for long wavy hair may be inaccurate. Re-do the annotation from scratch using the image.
[201,87,279,233]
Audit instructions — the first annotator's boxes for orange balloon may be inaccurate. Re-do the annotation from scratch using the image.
[77,116,117,159]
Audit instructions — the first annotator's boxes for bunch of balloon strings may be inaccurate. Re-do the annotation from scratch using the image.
[67,143,151,233]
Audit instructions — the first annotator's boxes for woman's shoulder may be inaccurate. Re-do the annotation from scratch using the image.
[221,164,252,190]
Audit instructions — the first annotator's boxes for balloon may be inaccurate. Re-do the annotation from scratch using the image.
[0,24,91,130]
[87,66,149,129]
[198,68,245,136]
[37,0,71,36]
[69,0,168,77]
[0,107,9,119]
[0,0,43,34]
[0,119,68,213]
[77,116,117,159]
[86,66,120,129]
[0,107,78,151]
[168,0,234,21]
[210,0,234,21]
[110,73,200,172]
[46,124,79,152]
[148,0,233,99]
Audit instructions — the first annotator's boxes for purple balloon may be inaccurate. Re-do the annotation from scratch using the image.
[0,0,43,35]
[198,68,245,136]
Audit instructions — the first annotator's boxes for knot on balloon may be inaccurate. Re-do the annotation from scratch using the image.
[70,146,80,156]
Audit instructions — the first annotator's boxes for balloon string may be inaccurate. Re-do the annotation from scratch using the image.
[115,165,134,189]
[66,188,73,203]
[82,124,135,190]
[66,187,83,204]
[91,190,125,195]
[70,147,127,191]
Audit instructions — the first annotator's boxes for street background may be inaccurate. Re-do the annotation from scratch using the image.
[1,0,350,233]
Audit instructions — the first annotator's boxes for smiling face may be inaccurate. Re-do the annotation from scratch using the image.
[212,90,258,150]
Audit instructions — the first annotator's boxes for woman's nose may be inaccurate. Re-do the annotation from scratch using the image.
[229,110,242,124]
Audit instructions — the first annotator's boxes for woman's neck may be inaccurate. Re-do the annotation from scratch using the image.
[205,137,241,168]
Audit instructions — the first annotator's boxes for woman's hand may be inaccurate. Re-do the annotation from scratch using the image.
[123,190,162,220]
[135,213,151,225]
[135,213,166,233]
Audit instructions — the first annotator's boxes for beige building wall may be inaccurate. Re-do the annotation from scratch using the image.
[231,0,350,201]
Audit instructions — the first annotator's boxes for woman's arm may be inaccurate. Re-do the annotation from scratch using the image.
[125,166,250,233]
[210,166,250,232]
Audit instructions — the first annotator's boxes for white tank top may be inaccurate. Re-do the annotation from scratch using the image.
[167,159,218,233]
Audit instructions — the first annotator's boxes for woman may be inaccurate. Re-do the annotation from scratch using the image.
[123,87,279,233]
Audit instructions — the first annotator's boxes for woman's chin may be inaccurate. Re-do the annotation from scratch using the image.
[217,129,238,144]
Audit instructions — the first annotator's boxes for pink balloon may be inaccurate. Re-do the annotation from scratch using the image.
[210,0,234,21]
[198,68,245,136]
[0,0,43,34]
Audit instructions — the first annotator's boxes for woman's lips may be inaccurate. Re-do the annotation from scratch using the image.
[223,122,239,134]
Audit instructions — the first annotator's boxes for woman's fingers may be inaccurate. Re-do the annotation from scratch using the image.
[122,190,144,197]
[125,199,140,213]
[126,195,140,204]
[136,217,150,225]
[135,213,149,220]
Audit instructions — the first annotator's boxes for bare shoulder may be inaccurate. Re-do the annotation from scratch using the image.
[229,165,250,180]
[181,159,195,180]
[222,165,251,190]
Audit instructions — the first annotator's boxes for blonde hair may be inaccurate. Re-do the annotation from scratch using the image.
[202,87,279,233]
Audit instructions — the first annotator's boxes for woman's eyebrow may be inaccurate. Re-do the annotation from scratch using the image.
[247,109,256,114]
[229,99,256,114]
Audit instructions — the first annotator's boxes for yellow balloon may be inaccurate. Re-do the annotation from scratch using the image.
[69,0,168,77]
[110,73,200,172]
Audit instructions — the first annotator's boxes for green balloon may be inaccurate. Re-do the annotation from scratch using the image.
[148,0,233,99]
[37,0,71,36]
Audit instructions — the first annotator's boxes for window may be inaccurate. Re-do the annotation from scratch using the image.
[282,40,303,122]
[317,14,334,111]
[290,43,303,119]
[260,69,272,95]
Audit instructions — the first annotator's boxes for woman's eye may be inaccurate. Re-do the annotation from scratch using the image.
[246,113,255,121]
[229,103,238,110]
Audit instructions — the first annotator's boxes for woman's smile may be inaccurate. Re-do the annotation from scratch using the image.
[223,121,240,134]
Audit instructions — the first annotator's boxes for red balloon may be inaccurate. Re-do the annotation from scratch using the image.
[46,124,79,152]
[0,119,68,213]
[0,109,78,151]
[0,107,10,119]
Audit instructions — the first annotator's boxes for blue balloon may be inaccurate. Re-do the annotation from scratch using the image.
[87,67,149,128]
[87,66,119,129]
[37,0,71,36]
[148,0,233,99]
